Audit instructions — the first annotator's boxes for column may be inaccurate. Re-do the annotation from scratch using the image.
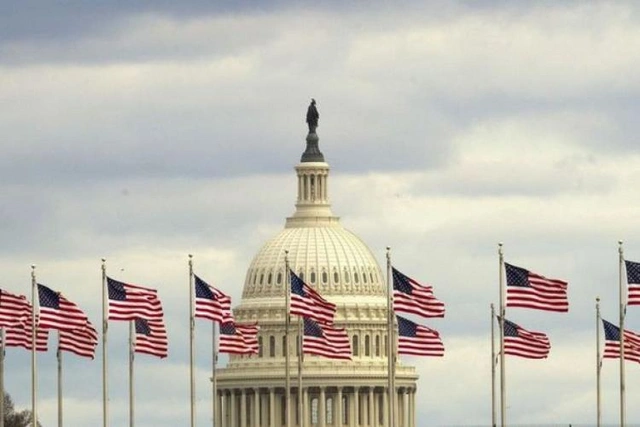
[253,389,260,427]
[403,389,409,427]
[230,390,237,427]
[336,387,343,427]
[354,387,360,426]
[303,388,309,427]
[240,389,247,427]
[368,388,374,426]
[269,388,275,427]
[382,387,388,427]
[349,389,356,425]
[319,387,326,427]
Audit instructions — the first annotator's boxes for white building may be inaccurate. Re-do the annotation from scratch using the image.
[216,127,418,426]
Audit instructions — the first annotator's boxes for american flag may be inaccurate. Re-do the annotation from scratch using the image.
[134,318,168,359]
[396,315,444,357]
[0,289,31,327]
[602,319,640,363]
[3,322,49,352]
[625,260,640,306]
[501,317,550,359]
[505,263,568,312]
[194,275,232,323]
[37,284,90,331]
[107,277,163,321]
[290,271,336,324]
[303,317,351,360]
[59,322,98,359]
[392,267,445,318]
[219,321,259,355]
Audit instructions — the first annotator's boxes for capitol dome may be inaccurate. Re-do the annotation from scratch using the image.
[216,123,417,426]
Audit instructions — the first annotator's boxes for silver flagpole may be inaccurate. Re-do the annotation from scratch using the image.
[491,303,496,427]
[57,333,62,427]
[102,258,108,427]
[31,265,37,427]
[619,241,625,427]
[386,247,395,427]
[297,317,303,427]
[0,328,4,427]
[596,297,601,427]
[129,321,135,427]
[498,243,506,427]
[188,255,195,427]
[284,251,291,427]
[212,323,217,427]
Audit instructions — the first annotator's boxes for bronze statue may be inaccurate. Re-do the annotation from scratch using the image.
[306,98,319,133]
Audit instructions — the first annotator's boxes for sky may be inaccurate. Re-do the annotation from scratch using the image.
[1,0,640,425]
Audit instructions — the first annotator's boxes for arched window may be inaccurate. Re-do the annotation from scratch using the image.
[267,272,272,284]
[375,335,380,357]
[365,335,370,356]
[370,272,375,283]
[352,335,359,356]
[354,272,359,283]
[259,272,264,285]
[252,271,258,284]
[333,271,339,283]
[322,271,328,284]
[326,397,333,424]
[269,336,275,358]
[310,270,316,283]
[299,271,305,282]
[277,271,283,284]
[344,268,350,283]
[258,336,263,357]
[282,336,287,357]
[363,270,367,283]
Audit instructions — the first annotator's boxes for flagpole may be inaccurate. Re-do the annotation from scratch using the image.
[0,328,4,427]
[129,321,135,427]
[386,246,395,427]
[596,297,601,427]
[57,334,63,427]
[618,240,625,427]
[31,265,37,427]
[284,250,291,427]
[297,317,303,427]
[491,303,496,427]
[188,254,196,427]
[212,323,217,427]
[101,258,108,427]
[498,243,506,427]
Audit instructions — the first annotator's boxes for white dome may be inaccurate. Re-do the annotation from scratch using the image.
[242,225,385,301]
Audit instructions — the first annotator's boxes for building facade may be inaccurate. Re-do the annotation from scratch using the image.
[216,128,418,426]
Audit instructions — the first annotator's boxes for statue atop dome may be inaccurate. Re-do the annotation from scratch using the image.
[306,98,319,134]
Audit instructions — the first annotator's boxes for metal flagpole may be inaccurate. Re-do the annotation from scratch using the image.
[284,251,291,427]
[31,265,37,427]
[129,321,135,427]
[386,247,395,427]
[188,255,196,427]
[498,243,506,427]
[297,317,303,427]
[57,333,63,427]
[596,297,601,427]
[212,323,217,427]
[102,258,108,427]
[0,328,4,427]
[618,240,625,427]
[491,304,496,427]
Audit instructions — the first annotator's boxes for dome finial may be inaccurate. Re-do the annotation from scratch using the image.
[301,99,324,162]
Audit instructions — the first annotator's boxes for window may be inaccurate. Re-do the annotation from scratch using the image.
[342,395,348,424]
[299,271,305,281]
[363,271,367,283]
[333,271,339,283]
[269,336,275,357]
[365,335,370,356]
[326,397,333,424]
[352,335,359,356]
[375,336,380,357]
[354,272,359,283]
[310,271,316,283]
[259,273,264,285]
[282,336,287,357]
[258,336,263,357]
[311,397,319,424]
[267,272,272,284]
[322,271,328,284]
[277,271,283,284]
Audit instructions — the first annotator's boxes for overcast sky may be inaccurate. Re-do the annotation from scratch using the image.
[2,1,640,426]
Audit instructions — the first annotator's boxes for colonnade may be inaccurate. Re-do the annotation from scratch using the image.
[216,385,416,427]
